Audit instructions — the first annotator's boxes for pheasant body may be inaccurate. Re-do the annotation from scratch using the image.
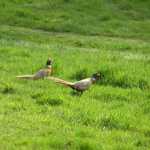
[33,67,52,79]
[72,78,93,91]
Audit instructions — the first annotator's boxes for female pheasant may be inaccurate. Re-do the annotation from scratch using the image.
[16,58,52,80]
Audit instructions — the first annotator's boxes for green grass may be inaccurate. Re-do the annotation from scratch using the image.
[0,0,150,150]
[0,0,150,39]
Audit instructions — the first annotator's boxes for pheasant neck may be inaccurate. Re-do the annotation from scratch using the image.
[47,65,51,69]
[91,77,96,83]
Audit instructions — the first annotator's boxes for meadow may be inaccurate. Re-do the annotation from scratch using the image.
[0,0,150,149]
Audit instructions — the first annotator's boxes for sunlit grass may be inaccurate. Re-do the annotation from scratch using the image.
[0,25,150,149]
[0,0,150,149]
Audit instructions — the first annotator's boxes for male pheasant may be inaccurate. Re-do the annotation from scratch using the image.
[47,73,101,93]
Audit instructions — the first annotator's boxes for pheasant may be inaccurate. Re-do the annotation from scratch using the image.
[16,58,52,80]
[47,73,101,93]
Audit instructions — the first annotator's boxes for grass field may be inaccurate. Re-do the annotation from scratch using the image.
[0,0,150,150]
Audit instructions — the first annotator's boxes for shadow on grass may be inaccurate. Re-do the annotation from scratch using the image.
[94,93,129,103]
[31,93,63,106]
[70,91,83,97]
[97,68,150,90]
[70,68,89,80]
[37,98,63,106]
[100,117,130,131]
[0,83,15,94]
[100,116,150,138]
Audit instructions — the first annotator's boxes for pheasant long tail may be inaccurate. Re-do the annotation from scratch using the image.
[16,75,35,80]
[47,77,74,88]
